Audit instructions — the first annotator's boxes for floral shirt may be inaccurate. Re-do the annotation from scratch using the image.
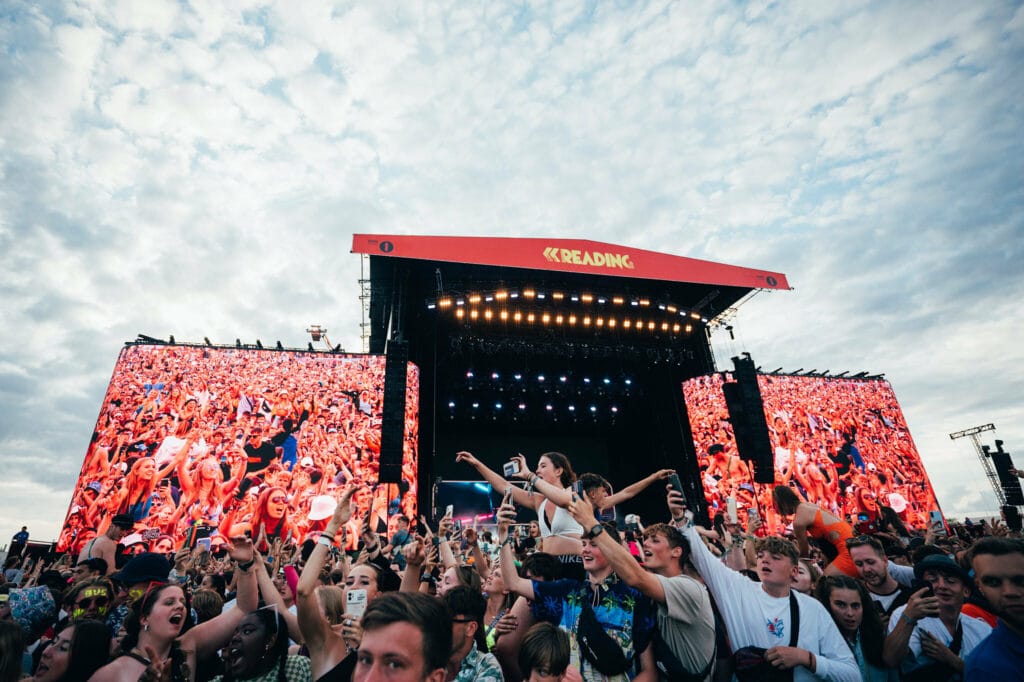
[453,646,504,682]
[532,574,656,682]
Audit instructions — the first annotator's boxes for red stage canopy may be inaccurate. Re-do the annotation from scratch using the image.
[351,235,790,290]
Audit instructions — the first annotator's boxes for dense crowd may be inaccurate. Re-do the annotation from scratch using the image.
[56,345,420,558]
[3,448,1022,682]
[683,375,941,534]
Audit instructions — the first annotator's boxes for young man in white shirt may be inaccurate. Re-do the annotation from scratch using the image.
[668,490,859,682]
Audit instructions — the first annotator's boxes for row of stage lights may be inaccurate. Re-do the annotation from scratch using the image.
[463,370,632,387]
[426,289,707,334]
[445,398,622,422]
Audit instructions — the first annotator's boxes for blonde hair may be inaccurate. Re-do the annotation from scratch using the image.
[316,585,346,625]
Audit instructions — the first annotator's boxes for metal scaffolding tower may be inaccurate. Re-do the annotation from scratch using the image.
[359,254,371,353]
[950,424,1002,505]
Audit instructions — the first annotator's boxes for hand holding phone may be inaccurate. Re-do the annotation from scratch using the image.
[346,589,368,618]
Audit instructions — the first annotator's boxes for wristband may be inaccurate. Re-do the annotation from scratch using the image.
[236,558,256,572]
[901,613,918,626]
[317,535,335,549]
[420,572,432,583]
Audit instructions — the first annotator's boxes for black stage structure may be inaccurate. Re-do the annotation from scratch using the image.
[353,235,790,524]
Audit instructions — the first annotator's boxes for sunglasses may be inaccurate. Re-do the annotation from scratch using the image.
[76,596,111,608]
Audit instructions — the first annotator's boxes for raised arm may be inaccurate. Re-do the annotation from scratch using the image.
[496,497,536,601]
[253,553,302,644]
[604,469,675,509]
[566,494,664,602]
[182,536,258,659]
[297,486,358,656]
[791,504,814,558]
[456,451,539,510]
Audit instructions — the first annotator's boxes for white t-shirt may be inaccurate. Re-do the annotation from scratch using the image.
[887,605,991,674]
[682,526,860,682]
[655,574,716,680]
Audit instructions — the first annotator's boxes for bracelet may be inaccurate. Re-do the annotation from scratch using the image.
[236,558,256,572]
[500,536,513,548]
[901,613,918,626]
[420,572,432,582]
[317,535,335,549]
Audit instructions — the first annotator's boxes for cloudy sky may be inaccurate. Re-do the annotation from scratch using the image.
[2,0,1022,545]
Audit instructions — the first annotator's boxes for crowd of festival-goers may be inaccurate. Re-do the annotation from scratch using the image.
[3,446,1024,682]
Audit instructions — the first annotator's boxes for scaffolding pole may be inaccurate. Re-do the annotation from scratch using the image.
[950,424,1002,506]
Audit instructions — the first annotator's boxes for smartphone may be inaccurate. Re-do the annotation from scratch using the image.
[431,536,440,547]
[747,507,759,523]
[453,519,463,532]
[196,537,211,552]
[929,510,948,536]
[445,504,454,518]
[502,460,520,477]
[726,497,738,524]
[572,480,584,497]
[911,578,934,599]
[668,473,683,492]
[346,589,368,618]
[857,512,870,522]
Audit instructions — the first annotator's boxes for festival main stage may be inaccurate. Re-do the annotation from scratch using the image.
[55,235,940,549]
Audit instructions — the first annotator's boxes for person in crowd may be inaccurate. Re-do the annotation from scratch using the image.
[9,586,58,664]
[496,493,658,682]
[845,536,913,630]
[10,527,29,559]
[105,553,175,638]
[190,589,224,625]
[518,623,573,682]
[29,619,110,682]
[0,620,25,682]
[773,485,859,578]
[456,451,584,579]
[576,470,677,519]
[482,563,517,652]
[794,559,822,596]
[353,592,452,682]
[297,485,369,681]
[567,495,716,681]
[211,609,312,682]
[964,537,1024,678]
[850,490,909,543]
[442,586,503,681]
[90,536,258,681]
[816,575,896,682]
[227,487,298,550]
[77,515,134,576]
[668,490,860,681]
[882,554,991,678]
[70,558,108,584]
[64,578,114,624]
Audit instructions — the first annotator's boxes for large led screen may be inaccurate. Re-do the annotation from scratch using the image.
[57,345,419,554]
[683,374,940,533]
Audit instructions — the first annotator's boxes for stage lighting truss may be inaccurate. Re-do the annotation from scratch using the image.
[426,287,707,336]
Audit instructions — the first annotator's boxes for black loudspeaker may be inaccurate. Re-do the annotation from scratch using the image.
[1003,505,1022,532]
[378,340,409,484]
[722,355,775,484]
[991,448,1024,506]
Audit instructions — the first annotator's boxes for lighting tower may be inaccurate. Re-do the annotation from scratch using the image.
[949,424,1002,504]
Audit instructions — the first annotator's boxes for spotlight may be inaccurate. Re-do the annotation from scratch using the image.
[448,401,456,408]
[560,375,568,383]
[495,402,502,410]
[590,406,597,412]
[545,404,553,411]
[611,406,619,413]
[568,405,576,412]
[538,374,545,382]
[583,377,591,384]
[491,372,500,380]
[472,402,480,409]
[518,402,526,410]
[466,371,474,378]
[603,378,611,384]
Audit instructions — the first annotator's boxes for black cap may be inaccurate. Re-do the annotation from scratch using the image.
[110,514,135,530]
[914,554,971,584]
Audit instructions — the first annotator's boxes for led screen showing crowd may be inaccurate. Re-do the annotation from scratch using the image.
[683,373,941,533]
[57,344,419,554]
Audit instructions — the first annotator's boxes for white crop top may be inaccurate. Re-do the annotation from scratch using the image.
[537,498,585,537]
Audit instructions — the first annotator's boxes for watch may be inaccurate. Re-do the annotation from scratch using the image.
[585,524,605,540]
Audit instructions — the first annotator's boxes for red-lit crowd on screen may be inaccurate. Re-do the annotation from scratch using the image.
[55,345,420,559]
[684,374,940,536]
[4,448,1023,682]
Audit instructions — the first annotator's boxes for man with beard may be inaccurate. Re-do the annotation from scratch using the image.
[964,537,1024,679]
[846,535,913,629]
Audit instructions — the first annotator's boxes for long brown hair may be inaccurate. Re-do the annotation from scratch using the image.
[540,452,576,488]
[772,485,801,515]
